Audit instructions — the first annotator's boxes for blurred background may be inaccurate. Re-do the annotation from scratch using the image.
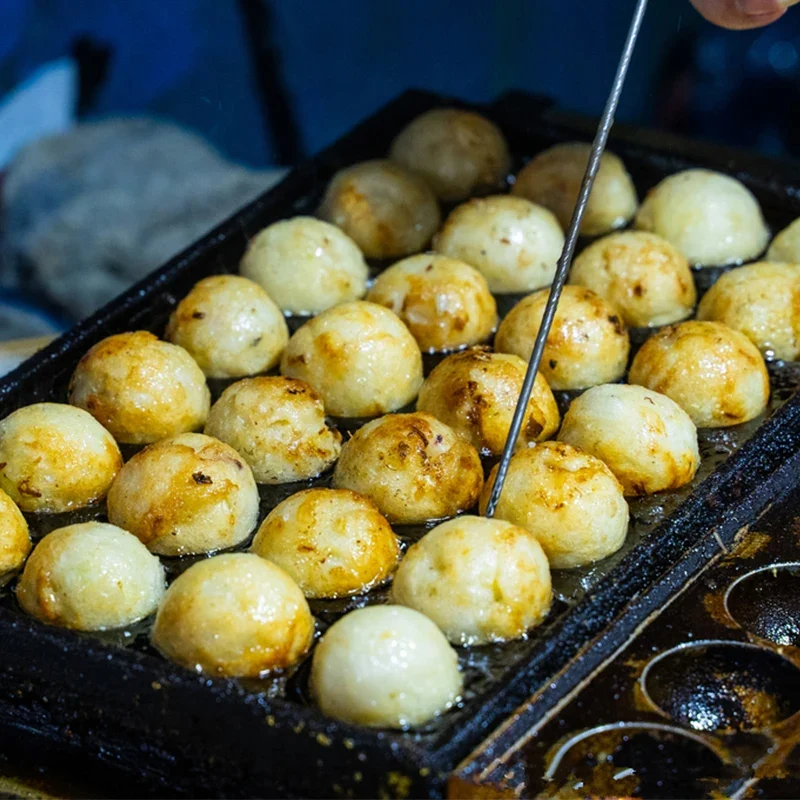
[1,0,800,357]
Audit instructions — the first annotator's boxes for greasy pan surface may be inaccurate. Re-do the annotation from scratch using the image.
[1,90,800,798]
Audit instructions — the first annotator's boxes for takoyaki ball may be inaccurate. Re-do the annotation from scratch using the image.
[391,516,552,645]
[433,196,564,293]
[251,488,400,599]
[696,262,800,361]
[512,143,638,237]
[165,275,288,379]
[494,286,630,390]
[151,553,313,678]
[309,605,462,728]
[332,412,483,524]
[389,108,511,202]
[767,218,800,263]
[239,217,368,315]
[0,403,122,513]
[628,321,770,428]
[635,169,769,267]
[479,442,628,569]
[366,254,497,352]
[558,384,699,496]
[107,433,259,556]
[417,348,559,456]
[68,331,210,444]
[204,377,341,484]
[569,231,697,327]
[17,522,165,631]
[0,489,30,584]
[281,301,423,418]
[318,160,440,260]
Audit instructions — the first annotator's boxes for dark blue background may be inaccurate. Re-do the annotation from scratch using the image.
[3,0,800,166]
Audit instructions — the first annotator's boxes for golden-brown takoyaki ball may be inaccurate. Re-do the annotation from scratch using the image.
[558,384,699,496]
[239,217,369,314]
[389,108,511,202]
[635,169,769,267]
[16,522,165,631]
[0,403,122,513]
[569,231,697,327]
[391,516,552,645]
[165,275,288,379]
[281,301,423,418]
[512,143,638,237]
[628,321,770,428]
[696,262,800,361]
[366,254,497,352]
[151,553,313,678]
[251,488,400,598]
[106,433,259,556]
[68,331,210,444]
[204,377,341,484]
[0,489,30,583]
[332,412,483,524]
[417,347,559,456]
[309,605,462,728]
[433,196,564,293]
[479,442,628,569]
[318,160,440,259]
[494,286,630,390]
[767,218,800,263]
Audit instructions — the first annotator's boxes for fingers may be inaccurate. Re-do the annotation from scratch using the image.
[689,0,794,29]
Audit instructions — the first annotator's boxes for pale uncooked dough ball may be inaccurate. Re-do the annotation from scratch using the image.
[318,160,440,259]
[16,522,165,631]
[151,553,314,677]
[332,412,483,524]
[629,321,770,428]
[635,169,769,267]
[433,195,564,293]
[512,143,638,237]
[479,442,629,569]
[389,107,511,202]
[239,217,368,314]
[251,488,399,598]
[205,377,341,483]
[309,605,462,728]
[570,231,697,327]
[107,433,259,556]
[392,516,552,645]
[366,254,497,352]
[417,347,559,456]
[0,489,30,583]
[558,384,699,496]
[767,218,800,263]
[494,286,630,390]
[281,301,423,418]
[0,403,122,513]
[68,331,210,444]
[165,275,289,378]
[697,262,800,361]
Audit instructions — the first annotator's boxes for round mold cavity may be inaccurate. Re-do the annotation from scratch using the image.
[544,722,735,799]
[725,563,800,647]
[641,640,800,733]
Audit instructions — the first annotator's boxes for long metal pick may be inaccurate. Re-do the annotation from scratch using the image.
[484,0,650,518]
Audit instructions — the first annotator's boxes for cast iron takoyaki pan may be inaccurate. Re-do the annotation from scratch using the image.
[0,90,799,798]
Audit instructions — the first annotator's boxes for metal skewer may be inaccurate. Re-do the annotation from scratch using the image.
[484,0,650,518]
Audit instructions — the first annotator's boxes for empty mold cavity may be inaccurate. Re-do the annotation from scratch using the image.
[641,641,800,733]
[542,722,735,799]
[725,563,800,647]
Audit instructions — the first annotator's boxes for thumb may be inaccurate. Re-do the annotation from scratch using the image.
[689,0,796,29]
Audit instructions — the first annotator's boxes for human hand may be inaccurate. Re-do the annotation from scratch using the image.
[690,0,798,28]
